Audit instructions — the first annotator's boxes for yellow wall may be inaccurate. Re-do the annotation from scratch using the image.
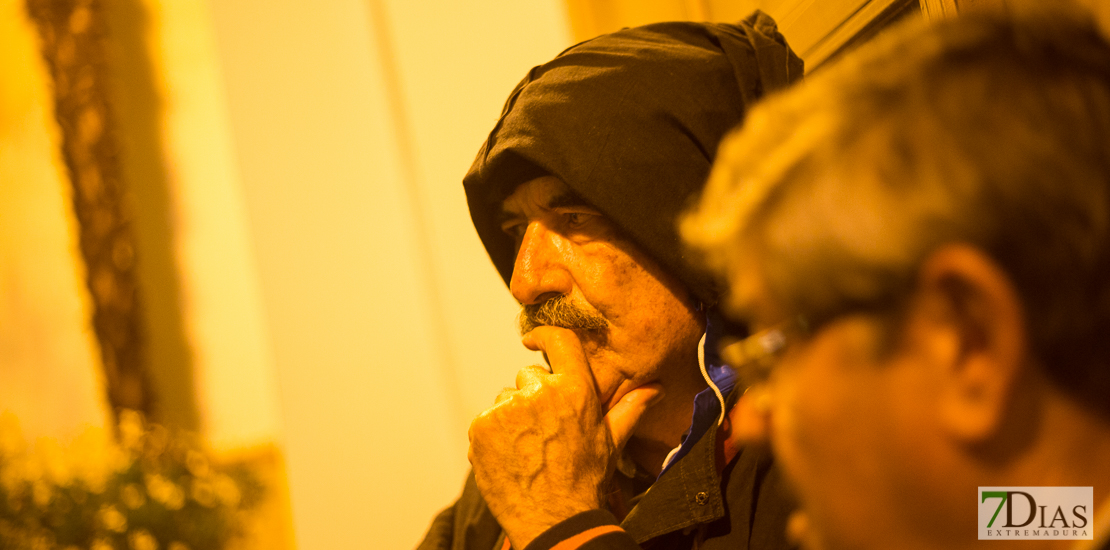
[104,0,571,545]
[131,0,283,458]
[0,0,111,441]
[203,0,570,547]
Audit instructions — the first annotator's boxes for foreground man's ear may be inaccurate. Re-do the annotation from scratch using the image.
[912,244,1029,444]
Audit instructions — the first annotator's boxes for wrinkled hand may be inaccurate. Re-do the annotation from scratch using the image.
[468,326,663,550]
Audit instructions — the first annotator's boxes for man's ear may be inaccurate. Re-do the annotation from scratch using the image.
[914,245,1028,444]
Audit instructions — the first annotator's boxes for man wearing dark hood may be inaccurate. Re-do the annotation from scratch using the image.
[419,12,802,550]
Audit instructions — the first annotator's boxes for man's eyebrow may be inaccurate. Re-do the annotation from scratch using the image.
[497,191,593,226]
[496,208,520,227]
[546,191,591,209]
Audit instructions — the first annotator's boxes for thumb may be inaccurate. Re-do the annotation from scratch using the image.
[605,383,665,451]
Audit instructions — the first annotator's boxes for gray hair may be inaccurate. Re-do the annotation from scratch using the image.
[682,10,1110,415]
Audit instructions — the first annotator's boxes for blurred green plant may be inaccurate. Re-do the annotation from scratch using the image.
[0,411,263,550]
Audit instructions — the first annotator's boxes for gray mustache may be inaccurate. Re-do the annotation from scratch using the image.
[518,295,609,335]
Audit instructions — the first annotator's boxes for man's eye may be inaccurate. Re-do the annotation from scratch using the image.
[501,222,526,240]
[565,212,594,227]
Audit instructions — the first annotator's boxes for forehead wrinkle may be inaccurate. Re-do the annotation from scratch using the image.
[498,186,592,224]
[546,191,591,209]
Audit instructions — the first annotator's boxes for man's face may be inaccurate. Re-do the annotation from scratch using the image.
[500,176,706,442]
[730,269,956,550]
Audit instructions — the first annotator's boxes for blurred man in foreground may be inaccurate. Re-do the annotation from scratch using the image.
[420,12,802,550]
[682,9,1110,550]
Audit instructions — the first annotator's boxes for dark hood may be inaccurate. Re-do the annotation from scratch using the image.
[463,11,803,305]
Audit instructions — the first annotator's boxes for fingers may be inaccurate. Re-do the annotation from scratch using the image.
[494,387,515,405]
[604,383,665,451]
[522,326,594,384]
[515,364,549,390]
[492,365,552,408]
[489,356,589,420]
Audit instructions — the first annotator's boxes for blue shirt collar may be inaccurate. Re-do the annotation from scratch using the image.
[659,308,738,475]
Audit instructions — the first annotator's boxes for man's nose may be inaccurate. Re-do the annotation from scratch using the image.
[509,222,573,305]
